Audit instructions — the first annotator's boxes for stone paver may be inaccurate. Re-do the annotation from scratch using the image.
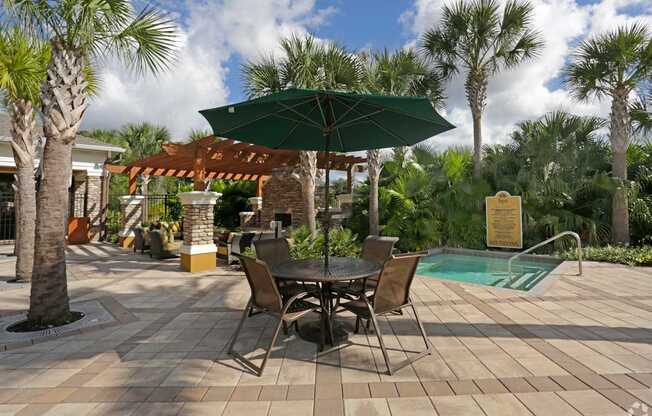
[0,244,651,414]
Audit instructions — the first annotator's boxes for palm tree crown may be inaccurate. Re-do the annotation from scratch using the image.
[362,48,445,108]
[5,0,178,75]
[0,27,49,105]
[420,0,543,176]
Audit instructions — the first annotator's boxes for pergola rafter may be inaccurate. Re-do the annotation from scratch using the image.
[105,135,365,196]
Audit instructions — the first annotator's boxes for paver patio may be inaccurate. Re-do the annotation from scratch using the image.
[1,243,651,415]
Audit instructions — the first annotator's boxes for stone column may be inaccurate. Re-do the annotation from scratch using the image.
[86,174,103,241]
[180,191,221,272]
[119,195,144,248]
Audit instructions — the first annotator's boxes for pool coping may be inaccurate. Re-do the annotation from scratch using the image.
[418,247,567,296]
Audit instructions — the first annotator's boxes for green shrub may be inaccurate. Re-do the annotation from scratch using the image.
[288,226,361,260]
[560,245,652,266]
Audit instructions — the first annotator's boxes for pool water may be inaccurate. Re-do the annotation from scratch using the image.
[416,253,560,291]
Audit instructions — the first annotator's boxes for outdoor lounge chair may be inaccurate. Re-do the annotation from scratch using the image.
[336,253,431,375]
[149,229,180,259]
[228,255,319,376]
[133,226,149,254]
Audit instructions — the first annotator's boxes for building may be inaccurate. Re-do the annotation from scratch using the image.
[0,112,125,242]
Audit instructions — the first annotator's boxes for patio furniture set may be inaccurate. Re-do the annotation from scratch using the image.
[228,236,432,377]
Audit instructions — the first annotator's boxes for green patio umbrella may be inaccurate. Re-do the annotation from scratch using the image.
[199,88,454,269]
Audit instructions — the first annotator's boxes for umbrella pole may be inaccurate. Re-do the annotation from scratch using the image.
[324,134,330,272]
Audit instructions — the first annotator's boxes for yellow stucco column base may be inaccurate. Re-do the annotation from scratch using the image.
[119,236,135,249]
[180,252,216,272]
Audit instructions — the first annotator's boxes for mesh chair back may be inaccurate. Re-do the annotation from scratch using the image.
[238,255,283,314]
[254,239,291,268]
[373,253,424,314]
[361,236,399,264]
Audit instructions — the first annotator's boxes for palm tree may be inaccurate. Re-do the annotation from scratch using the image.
[0,28,49,282]
[242,34,364,236]
[565,24,652,245]
[361,48,445,235]
[421,0,543,176]
[6,0,178,325]
[119,123,170,218]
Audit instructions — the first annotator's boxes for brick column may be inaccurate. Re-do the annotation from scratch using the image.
[179,191,221,272]
[118,195,144,248]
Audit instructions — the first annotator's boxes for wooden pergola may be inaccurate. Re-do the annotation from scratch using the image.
[105,136,366,196]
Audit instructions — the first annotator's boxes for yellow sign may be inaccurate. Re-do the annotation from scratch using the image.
[486,191,522,249]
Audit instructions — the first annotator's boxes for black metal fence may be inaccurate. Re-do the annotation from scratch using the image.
[69,193,87,218]
[0,193,15,242]
[143,194,182,224]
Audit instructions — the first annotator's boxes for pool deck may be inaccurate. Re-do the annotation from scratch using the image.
[0,243,650,415]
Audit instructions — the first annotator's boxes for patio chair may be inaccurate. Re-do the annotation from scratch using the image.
[332,236,399,297]
[133,226,149,254]
[253,238,291,268]
[336,252,431,375]
[228,255,319,376]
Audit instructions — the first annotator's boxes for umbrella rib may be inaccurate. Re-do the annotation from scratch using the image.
[328,99,345,152]
[275,101,323,149]
[332,97,365,126]
[277,101,323,129]
[332,109,385,130]
[315,94,328,129]
[332,96,411,147]
[216,97,317,135]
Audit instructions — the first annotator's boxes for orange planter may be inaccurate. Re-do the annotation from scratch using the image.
[67,217,90,244]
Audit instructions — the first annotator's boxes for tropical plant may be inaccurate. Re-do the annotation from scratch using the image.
[565,24,652,245]
[242,34,364,236]
[5,0,179,325]
[484,111,614,248]
[211,180,256,229]
[361,48,446,235]
[0,28,49,282]
[119,122,170,206]
[288,225,361,260]
[421,0,544,177]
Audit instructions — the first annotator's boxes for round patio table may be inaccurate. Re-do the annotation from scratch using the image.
[271,257,381,349]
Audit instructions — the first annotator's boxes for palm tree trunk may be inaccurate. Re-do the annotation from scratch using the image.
[367,149,381,235]
[610,88,630,245]
[297,151,317,237]
[8,99,37,283]
[466,70,488,178]
[29,41,88,325]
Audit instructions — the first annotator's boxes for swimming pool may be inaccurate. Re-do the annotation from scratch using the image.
[416,249,562,291]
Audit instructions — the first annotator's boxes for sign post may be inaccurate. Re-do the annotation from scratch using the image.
[486,191,523,249]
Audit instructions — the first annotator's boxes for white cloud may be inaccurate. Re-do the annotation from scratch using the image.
[82,0,334,138]
[400,0,651,150]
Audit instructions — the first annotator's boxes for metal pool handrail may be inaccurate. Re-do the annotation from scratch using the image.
[508,231,582,284]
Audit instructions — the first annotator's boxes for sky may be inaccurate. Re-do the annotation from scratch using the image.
[81,0,652,150]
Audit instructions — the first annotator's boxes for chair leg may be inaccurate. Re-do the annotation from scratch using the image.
[410,303,431,353]
[367,310,393,375]
[354,316,360,334]
[257,318,285,376]
[282,321,289,335]
[228,298,252,354]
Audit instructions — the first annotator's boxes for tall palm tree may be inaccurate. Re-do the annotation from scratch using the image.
[0,28,49,282]
[565,24,652,245]
[242,34,364,236]
[362,48,445,235]
[421,0,543,176]
[119,123,170,218]
[6,0,178,325]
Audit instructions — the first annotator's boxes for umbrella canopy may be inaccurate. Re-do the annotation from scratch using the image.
[199,88,455,270]
[199,88,454,152]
